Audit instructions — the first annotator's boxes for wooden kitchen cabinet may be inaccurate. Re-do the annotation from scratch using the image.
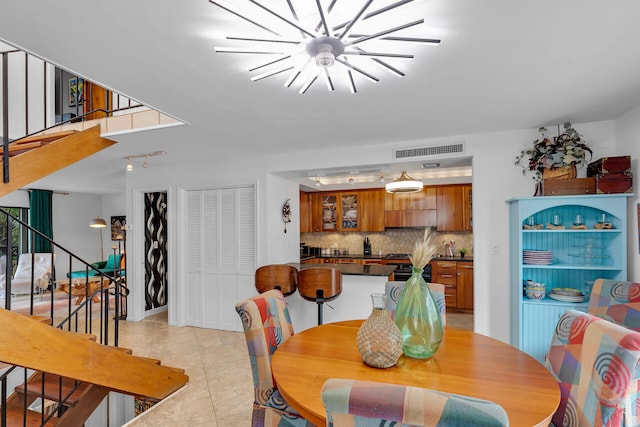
[304,192,324,232]
[385,187,436,210]
[436,184,472,232]
[431,259,473,312]
[431,260,458,308]
[316,192,360,232]
[300,191,311,233]
[384,187,437,228]
[385,209,436,227]
[359,189,385,232]
[463,184,473,231]
[457,261,474,310]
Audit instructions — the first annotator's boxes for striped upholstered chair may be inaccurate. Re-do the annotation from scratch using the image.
[385,281,446,326]
[588,278,640,331]
[235,289,312,427]
[321,378,509,426]
[545,309,640,426]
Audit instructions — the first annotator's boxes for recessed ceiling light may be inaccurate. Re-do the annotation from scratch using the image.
[422,162,440,169]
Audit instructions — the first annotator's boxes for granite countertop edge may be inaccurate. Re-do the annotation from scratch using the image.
[300,255,473,262]
[289,262,396,277]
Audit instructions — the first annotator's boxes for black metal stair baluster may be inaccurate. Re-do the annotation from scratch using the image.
[2,52,9,184]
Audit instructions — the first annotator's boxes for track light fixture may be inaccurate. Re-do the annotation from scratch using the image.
[123,150,167,171]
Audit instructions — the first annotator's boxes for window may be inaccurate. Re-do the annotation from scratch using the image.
[0,207,29,269]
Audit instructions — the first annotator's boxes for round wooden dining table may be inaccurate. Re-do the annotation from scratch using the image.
[271,320,560,427]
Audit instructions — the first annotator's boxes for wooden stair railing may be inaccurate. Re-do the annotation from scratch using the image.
[0,308,189,426]
[0,125,116,197]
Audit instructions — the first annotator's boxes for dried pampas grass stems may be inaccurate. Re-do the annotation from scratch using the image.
[410,228,437,270]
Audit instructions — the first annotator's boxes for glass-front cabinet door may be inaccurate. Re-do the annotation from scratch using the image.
[321,194,338,231]
[320,192,360,232]
[340,193,359,231]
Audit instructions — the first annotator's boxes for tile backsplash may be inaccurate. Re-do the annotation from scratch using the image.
[301,229,473,257]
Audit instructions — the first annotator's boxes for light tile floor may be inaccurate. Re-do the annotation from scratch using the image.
[123,311,473,426]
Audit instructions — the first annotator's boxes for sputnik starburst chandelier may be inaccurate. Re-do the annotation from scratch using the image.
[209,0,440,94]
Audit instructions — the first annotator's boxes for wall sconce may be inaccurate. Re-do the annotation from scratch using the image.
[123,150,167,171]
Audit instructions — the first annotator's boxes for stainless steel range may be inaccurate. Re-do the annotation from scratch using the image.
[384,254,432,282]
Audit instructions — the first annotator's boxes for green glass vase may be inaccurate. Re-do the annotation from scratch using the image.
[394,267,443,359]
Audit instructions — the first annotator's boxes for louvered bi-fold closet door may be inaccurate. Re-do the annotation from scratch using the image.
[185,186,256,331]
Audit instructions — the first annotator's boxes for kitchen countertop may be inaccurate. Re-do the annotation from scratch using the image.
[289,263,397,277]
[433,256,474,262]
[300,253,386,260]
[300,255,473,263]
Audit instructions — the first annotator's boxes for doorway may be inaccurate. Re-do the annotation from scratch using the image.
[144,192,168,311]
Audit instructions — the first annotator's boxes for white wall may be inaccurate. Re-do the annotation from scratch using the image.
[0,190,126,279]
[120,119,621,344]
[615,105,640,280]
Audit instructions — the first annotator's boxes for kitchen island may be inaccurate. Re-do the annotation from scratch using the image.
[286,263,396,332]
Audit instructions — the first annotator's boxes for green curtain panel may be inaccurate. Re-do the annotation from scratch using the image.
[29,189,53,253]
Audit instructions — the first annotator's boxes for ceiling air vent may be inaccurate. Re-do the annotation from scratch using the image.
[394,143,465,161]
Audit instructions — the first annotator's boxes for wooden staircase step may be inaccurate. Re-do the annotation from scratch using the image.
[14,130,78,144]
[0,126,117,198]
[15,372,91,406]
[3,404,58,427]
[0,141,46,156]
[112,346,133,355]
[24,315,53,325]
[110,347,164,365]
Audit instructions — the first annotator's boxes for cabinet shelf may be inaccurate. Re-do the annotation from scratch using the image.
[522,229,622,234]
[522,263,621,271]
[522,299,589,308]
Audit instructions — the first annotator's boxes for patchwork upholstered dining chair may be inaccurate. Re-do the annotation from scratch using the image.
[587,278,640,331]
[545,309,640,426]
[385,281,446,326]
[235,289,312,427]
[321,378,509,426]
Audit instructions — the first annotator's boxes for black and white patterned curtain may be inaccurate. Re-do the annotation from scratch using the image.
[144,192,167,310]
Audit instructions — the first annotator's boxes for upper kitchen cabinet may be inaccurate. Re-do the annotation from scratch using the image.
[436,184,472,232]
[301,190,385,232]
[359,189,385,232]
[320,192,360,232]
[384,187,437,228]
[301,192,323,232]
[300,191,311,233]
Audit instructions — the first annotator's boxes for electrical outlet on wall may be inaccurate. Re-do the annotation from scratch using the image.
[490,244,500,255]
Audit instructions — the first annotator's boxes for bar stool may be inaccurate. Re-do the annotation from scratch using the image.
[297,267,342,325]
[254,264,298,296]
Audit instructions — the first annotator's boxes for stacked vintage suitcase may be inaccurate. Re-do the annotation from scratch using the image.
[587,156,633,194]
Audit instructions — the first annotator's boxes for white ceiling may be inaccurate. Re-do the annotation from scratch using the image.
[1,0,640,194]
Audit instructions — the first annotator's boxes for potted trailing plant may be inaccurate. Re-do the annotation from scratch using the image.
[515,124,593,182]
[459,248,467,258]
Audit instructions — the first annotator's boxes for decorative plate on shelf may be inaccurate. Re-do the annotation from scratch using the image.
[548,288,585,303]
[523,250,553,265]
